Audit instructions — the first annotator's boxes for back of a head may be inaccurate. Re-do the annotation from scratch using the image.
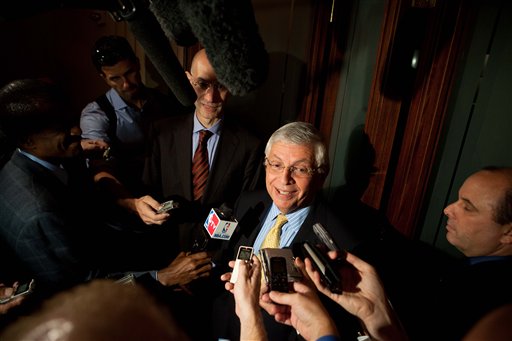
[463,304,512,341]
[91,35,137,73]
[0,280,189,341]
[0,78,72,146]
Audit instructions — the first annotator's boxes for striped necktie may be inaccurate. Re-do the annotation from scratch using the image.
[192,130,213,201]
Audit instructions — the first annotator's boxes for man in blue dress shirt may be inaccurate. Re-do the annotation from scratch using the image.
[80,35,185,228]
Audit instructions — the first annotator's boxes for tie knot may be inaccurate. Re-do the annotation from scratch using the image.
[274,214,288,228]
[198,130,213,143]
[260,213,288,250]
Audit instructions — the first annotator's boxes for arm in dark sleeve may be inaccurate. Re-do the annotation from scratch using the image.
[17,213,95,288]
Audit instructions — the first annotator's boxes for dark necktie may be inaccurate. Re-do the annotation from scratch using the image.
[192,130,213,201]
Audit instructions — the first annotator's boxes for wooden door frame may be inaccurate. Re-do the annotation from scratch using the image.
[299,0,354,142]
[302,0,473,237]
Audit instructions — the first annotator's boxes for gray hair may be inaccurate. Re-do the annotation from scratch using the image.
[265,121,329,174]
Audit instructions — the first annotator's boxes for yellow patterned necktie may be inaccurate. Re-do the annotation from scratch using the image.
[260,213,288,249]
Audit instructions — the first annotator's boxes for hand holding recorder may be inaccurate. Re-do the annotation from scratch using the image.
[301,223,344,293]
[230,246,254,284]
[306,251,408,341]
[0,280,34,314]
[126,195,176,225]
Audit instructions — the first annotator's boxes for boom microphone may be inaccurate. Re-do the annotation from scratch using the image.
[149,0,269,96]
[149,0,197,47]
[121,2,196,107]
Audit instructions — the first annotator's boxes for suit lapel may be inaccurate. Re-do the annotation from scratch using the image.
[204,122,239,202]
[291,208,316,244]
[234,193,271,248]
[175,114,194,198]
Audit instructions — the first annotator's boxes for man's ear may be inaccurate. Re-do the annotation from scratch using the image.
[99,69,107,81]
[20,136,36,150]
[185,71,192,80]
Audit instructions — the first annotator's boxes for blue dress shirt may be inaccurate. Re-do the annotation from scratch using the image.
[252,204,311,255]
[317,336,341,341]
[192,113,222,167]
[80,88,144,145]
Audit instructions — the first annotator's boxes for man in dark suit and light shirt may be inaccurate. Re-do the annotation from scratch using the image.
[214,121,365,341]
[140,48,263,256]
[138,48,263,340]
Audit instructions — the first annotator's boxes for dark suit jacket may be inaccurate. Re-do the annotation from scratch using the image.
[214,190,364,341]
[417,257,512,341]
[141,114,263,340]
[143,113,263,250]
[0,151,97,293]
[231,190,361,256]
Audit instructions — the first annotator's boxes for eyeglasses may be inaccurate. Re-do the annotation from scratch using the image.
[264,158,319,178]
[189,77,228,93]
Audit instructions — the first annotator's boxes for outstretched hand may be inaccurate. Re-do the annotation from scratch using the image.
[157,252,212,288]
[133,195,172,225]
[0,283,25,314]
[306,251,409,341]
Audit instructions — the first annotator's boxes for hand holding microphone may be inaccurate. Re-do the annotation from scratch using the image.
[191,203,239,253]
[203,204,239,241]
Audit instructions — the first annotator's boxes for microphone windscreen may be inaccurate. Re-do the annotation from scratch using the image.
[178,0,269,95]
[219,203,233,218]
[125,6,196,106]
[149,0,197,47]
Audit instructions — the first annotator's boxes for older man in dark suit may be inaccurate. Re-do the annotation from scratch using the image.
[214,121,365,341]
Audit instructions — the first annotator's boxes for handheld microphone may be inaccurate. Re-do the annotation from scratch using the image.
[203,204,239,240]
[191,204,238,253]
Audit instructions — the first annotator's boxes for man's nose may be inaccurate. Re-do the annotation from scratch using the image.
[444,203,454,217]
[121,77,132,89]
[203,86,222,101]
[278,167,294,184]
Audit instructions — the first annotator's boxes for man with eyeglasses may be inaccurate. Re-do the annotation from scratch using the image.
[139,48,263,340]
[142,48,263,237]
[214,121,365,341]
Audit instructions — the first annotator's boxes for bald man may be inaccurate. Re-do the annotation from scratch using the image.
[416,167,512,341]
[141,48,263,248]
[135,49,263,340]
